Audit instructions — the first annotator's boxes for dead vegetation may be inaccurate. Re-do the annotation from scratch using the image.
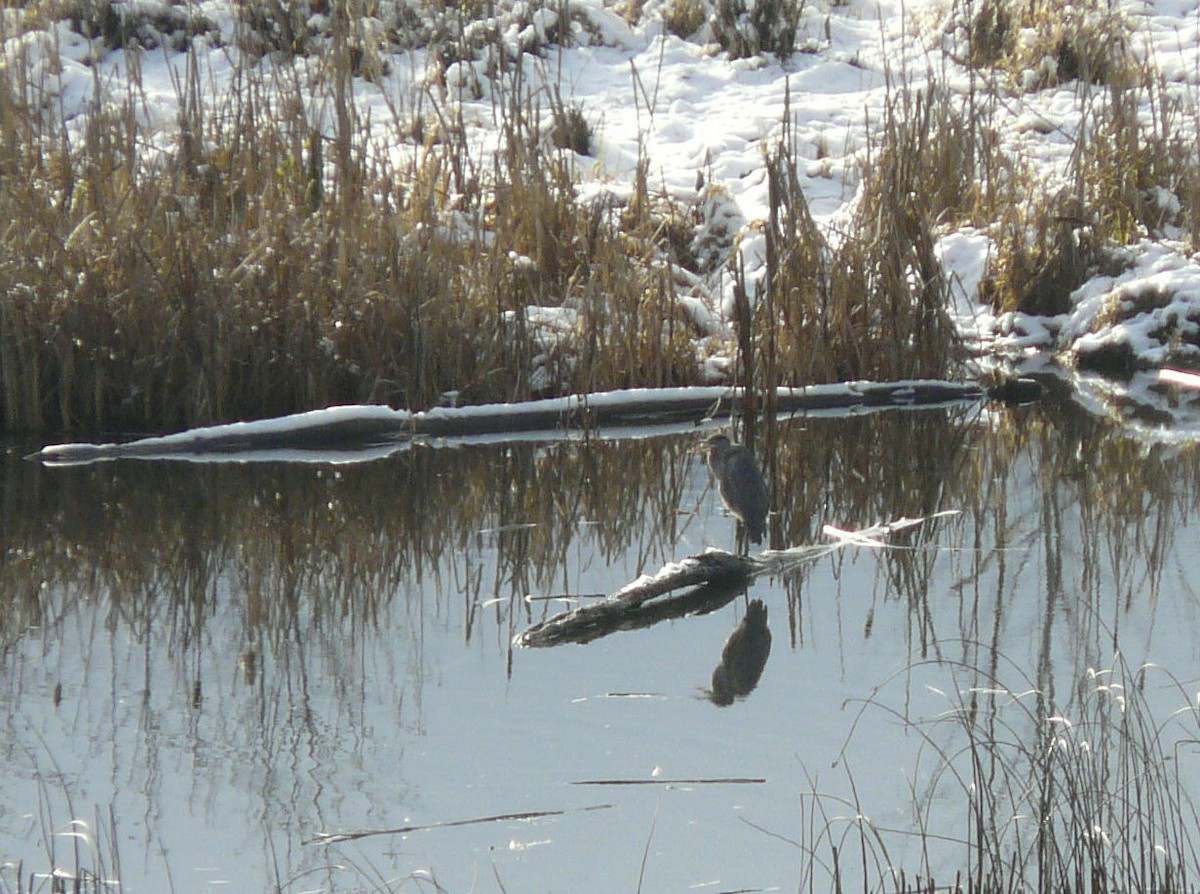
[1,0,1199,433]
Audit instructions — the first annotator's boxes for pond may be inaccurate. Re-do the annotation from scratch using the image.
[3,381,1200,893]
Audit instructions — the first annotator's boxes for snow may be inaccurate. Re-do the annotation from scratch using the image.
[7,0,1200,434]
[33,381,981,462]
[1060,243,1200,368]
[11,4,1200,886]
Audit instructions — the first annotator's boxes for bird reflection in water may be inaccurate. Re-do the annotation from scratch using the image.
[704,599,772,706]
[696,433,769,546]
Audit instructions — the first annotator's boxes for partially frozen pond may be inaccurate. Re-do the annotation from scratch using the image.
[4,385,1200,893]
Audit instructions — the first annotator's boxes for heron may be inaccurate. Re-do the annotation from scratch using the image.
[697,432,769,545]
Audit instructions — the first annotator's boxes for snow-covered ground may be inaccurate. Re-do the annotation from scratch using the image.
[6,0,1200,431]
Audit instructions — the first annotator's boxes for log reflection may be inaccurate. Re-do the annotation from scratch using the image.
[2,386,1199,713]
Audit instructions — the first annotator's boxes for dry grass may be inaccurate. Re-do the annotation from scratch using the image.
[1078,74,1196,246]
[2,0,1199,433]
[662,0,706,40]
[981,193,1102,315]
[956,0,1139,92]
[753,82,974,387]
[960,0,1200,313]
[803,652,1200,894]
[0,3,707,433]
[710,0,806,59]
[0,6,736,435]
[982,71,1187,317]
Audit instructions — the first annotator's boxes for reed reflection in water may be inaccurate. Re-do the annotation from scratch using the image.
[3,391,1200,892]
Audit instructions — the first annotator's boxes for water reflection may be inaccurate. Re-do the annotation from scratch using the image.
[705,599,772,706]
[4,386,1200,892]
[0,410,980,666]
[4,392,1198,703]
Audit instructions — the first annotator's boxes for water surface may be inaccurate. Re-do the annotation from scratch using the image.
[3,390,1200,892]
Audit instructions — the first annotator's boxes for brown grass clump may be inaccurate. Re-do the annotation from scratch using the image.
[0,17,709,434]
[982,193,1101,315]
[753,83,979,387]
[967,0,1200,312]
[957,0,1140,93]
[662,0,707,40]
[710,0,805,59]
[1079,75,1196,246]
[49,0,217,53]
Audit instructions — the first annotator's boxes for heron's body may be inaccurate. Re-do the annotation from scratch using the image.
[698,433,769,544]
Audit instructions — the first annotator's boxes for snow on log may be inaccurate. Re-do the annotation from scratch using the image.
[33,405,408,465]
[31,381,1011,465]
[1160,368,1200,390]
[514,513,959,649]
[514,550,760,648]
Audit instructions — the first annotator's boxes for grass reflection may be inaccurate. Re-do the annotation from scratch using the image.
[4,393,1200,675]
[6,394,1200,891]
[0,438,700,660]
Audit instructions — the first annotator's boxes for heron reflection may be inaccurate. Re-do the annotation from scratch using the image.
[697,433,769,545]
[705,599,772,706]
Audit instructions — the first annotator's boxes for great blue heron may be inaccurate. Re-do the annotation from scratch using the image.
[697,433,769,544]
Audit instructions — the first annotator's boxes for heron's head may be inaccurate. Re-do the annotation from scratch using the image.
[695,433,735,472]
[696,433,732,454]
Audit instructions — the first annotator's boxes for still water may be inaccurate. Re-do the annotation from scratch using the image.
[3,386,1200,893]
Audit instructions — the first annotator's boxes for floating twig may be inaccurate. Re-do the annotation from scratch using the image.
[571,777,766,786]
[306,804,613,845]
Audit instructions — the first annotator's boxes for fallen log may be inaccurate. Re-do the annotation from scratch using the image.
[514,513,959,649]
[31,381,1021,465]
[514,551,760,648]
